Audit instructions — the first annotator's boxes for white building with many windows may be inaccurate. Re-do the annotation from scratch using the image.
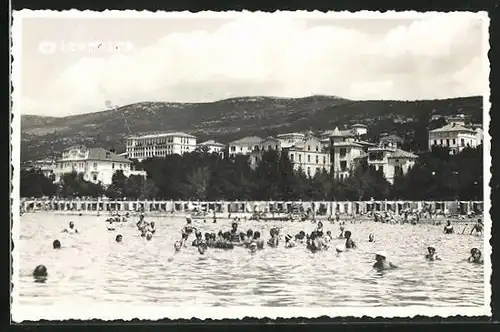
[53,145,146,186]
[428,123,479,154]
[249,135,331,178]
[367,144,417,184]
[228,136,262,157]
[126,132,197,161]
[197,140,226,157]
[286,136,331,177]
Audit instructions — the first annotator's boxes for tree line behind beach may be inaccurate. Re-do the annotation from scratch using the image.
[20,145,483,202]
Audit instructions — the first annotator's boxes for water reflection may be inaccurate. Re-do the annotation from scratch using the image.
[17,213,485,307]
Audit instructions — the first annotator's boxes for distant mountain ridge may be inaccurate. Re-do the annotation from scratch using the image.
[20,95,483,162]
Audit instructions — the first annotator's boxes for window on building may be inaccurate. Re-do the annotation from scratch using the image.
[461,138,465,146]
[299,155,302,162]
[92,174,97,181]
[307,155,311,163]
[315,156,319,164]
[290,154,294,161]
[308,145,311,151]
[452,139,456,145]
[434,140,437,146]
[307,167,311,176]
[379,165,384,173]
[339,148,347,158]
[446,139,450,146]
[112,163,115,169]
[316,167,320,174]
[340,174,344,180]
[315,145,319,152]
[340,160,347,171]
[440,139,443,145]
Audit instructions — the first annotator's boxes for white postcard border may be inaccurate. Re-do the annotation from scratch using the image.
[10,9,492,322]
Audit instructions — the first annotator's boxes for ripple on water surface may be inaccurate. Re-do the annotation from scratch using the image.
[17,213,485,307]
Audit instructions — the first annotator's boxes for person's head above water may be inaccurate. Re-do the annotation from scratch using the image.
[198,242,208,255]
[446,220,451,226]
[247,229,254,238]
[150,221,155,227]
[231,222,238,231]
[146,232,153,241]
[369,234,374,242]
[186,218,192,224]
[116,234,122,242]
[195,231,202,239]
[174,241,182,251]
[253,231,261,240]
[340,226,345,231]
[375,251,387,262]
[69,221,75,228]
[53,239,61,249]
[427,246,436,254]
[318,221,323,228]
[344,230,352,239]
[33,265,48,278]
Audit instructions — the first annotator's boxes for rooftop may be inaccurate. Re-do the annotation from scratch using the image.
[277,132,305,138]
[322,127,355,137]
[351,123,368,128]
[430,123,475,133]
[128,132,197,139]
[199,140,225,147]
[61,147,131,163]
[388,149,418,159]
[230,136,262,145]
[333,141,363,148]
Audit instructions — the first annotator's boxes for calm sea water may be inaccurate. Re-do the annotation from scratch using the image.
[16,212,484,307]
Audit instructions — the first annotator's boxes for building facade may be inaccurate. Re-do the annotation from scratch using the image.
[126,132,197,161]
[197,140,226,157]
[30,159,56,178]
[286,136,331,177]
[53,146,146,186]
[367,145,417,184]
[249,135,331,178]
[351,124,368,136]
[228,136,262,157]
[428,123,479,154]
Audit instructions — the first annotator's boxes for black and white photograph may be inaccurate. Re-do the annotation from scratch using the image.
[11,10,491,321]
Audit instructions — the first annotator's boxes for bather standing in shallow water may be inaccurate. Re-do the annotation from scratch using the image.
[373,252,397,270]
[468,248,484,264]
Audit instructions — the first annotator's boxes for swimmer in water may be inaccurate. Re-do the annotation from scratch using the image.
[147,221,156,234]
[425,246,441,261]
[316,221,324,233]
[468,248,484,264]
[470,219,483,236]
[344,231,356,249]
[443,220,454,234]
[174,241,182,252]
[325,230,333,242]
[183,218,194,235]
[267,228,279,247]
[192,231,204,247]
[198,242,208,255]
[33,264,48,282]
[253,231,265,249]
[136,214,147,230]
[338,226,345,239]
[373,251,397,270]
[368,234,375,243]
[62,221,78,234]
[53,239,61,249]
[115,234,122,243]
[230,222,240,242]
[284,234,296,248]
[243,229,254,247]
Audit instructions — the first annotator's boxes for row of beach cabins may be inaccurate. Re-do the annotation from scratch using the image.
[21,199,484,216]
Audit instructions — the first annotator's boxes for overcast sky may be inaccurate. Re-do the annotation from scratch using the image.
[15,11,488,117]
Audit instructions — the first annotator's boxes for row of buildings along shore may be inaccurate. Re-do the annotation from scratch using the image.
[25,112,483,187]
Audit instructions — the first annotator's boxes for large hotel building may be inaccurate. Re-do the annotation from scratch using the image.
[126,132,197,161]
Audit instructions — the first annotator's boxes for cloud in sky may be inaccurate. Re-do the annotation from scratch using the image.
[17,12,488,117]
